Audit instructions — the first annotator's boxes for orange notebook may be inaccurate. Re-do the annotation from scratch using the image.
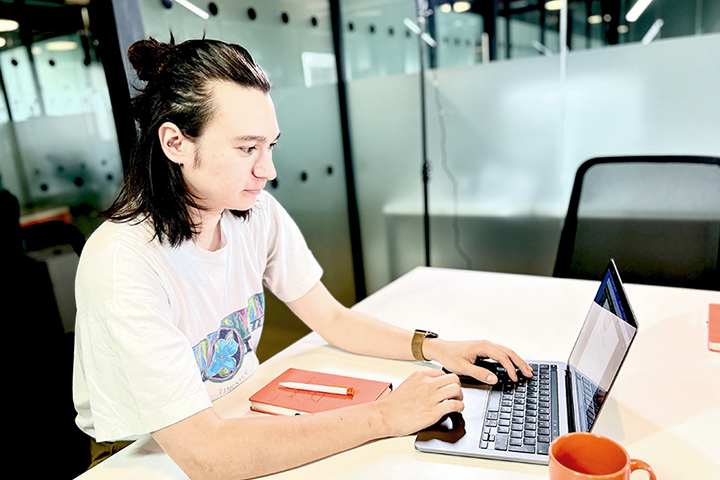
[710,304,720,352]
[249,368,393,416]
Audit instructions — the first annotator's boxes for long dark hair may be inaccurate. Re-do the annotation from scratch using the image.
[102,37,271,247]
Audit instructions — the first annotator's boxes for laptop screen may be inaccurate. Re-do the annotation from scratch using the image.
[594,268,629,322]
[566,260,638,432]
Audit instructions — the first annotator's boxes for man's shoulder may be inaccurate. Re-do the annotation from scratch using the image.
[88,217,154,244]
[75,218,172,306]
[82,218,161,263]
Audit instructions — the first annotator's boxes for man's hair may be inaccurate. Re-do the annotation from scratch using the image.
[102,37,271,247]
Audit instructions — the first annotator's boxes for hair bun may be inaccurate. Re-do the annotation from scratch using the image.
[127,37,175,81]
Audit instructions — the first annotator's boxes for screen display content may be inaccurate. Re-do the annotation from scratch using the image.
[568,264,637,432]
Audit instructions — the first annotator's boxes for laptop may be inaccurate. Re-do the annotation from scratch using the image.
[415,259,639,465]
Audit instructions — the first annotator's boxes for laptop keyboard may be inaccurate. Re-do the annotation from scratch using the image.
[575,370,607,432]
[479,363,560,456]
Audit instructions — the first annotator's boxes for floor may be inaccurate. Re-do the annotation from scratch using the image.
[256,291,312,363]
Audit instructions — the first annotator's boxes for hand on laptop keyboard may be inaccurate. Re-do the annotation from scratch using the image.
[422,338,533,385]
[478,359,531,385]
[444,358,533,386]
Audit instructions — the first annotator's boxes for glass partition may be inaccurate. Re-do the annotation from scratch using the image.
[433,30,720,276]
[0,28,122,231]
[346,73,426,293]
[429,5,483,68]
[341,0,720,294]
[423,55,564,276]
[342,0,420,80]
[428,0,720,62]
[563,34,720,170]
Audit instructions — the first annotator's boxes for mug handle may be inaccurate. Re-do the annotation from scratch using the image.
[630,459,656,480]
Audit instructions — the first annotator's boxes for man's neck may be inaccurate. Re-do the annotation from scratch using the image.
[192,209,223,251]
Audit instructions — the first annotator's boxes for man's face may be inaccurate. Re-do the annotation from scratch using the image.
[183,81,279,214]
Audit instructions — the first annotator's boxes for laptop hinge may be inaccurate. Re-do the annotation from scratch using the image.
[565,367,576,433]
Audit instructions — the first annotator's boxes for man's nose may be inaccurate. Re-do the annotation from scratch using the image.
[254,152,276,180]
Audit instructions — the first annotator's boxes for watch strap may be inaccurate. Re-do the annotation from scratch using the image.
[411,329,438,361]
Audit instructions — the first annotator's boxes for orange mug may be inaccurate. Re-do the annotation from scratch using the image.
[549,432,656,480]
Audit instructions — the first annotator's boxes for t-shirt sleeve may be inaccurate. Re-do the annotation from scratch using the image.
[259,193,323,303]
[74,231,212,442]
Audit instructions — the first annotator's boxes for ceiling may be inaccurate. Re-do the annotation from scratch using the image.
[0,0,90,51]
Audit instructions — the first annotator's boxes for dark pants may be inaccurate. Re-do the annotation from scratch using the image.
[89,438,134,469]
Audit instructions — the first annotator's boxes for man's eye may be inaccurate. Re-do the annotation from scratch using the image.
[269,142,277,151]
[240,146,257,154]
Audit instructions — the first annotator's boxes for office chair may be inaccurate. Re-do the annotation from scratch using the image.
[22,219,86,256]
[553,156,720,291]
[0,190,90,476]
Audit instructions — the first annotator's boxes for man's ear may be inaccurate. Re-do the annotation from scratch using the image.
[158,122,193,167]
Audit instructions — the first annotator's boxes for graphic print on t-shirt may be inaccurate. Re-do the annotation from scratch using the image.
[193,293,265,383]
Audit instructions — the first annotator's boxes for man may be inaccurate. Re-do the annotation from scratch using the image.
[73,37,532,479]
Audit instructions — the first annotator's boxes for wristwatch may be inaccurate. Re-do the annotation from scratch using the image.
[411,329,438,361]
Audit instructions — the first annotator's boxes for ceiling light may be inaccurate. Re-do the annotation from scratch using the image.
[174,0,209,20]
[588,15,602,24]
[617,25,629,34]
[439,3,452,13]
[31,46,43,55]
[0,38,6,48]
[641,18,663,44]
[403,18,437,47]
[0,19,19,32]
[453,1,471,13]
[532,40,552,57]
[46,40,78,51]
[403,18,421,35]
[545,0,563,11]
[626,0,653,23]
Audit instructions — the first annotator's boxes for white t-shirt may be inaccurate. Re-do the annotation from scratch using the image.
[73,191,323,442]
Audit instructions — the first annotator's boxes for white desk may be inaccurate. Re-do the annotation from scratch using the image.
[76,267,720,479]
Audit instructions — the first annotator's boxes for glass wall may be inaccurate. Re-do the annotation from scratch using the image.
[0,28,121,229]
[340,0,720,294]
[342,0,420,79]
[0,3,123,335]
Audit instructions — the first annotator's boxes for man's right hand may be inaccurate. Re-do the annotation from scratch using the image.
[375,369,463,437]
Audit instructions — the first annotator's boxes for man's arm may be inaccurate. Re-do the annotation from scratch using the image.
[152,281,528,479]
[287,282,533,383]
[152,368,462,480]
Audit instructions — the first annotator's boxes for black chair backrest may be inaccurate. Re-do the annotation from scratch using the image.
[22,220,86,256]
[554,156,720,291]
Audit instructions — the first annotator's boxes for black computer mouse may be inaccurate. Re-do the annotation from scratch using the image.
[443,358,527,385]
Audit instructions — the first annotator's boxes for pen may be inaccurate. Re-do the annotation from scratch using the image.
[279,382,355,396]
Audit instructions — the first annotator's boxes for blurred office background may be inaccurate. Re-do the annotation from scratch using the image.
[1,0,719,476]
